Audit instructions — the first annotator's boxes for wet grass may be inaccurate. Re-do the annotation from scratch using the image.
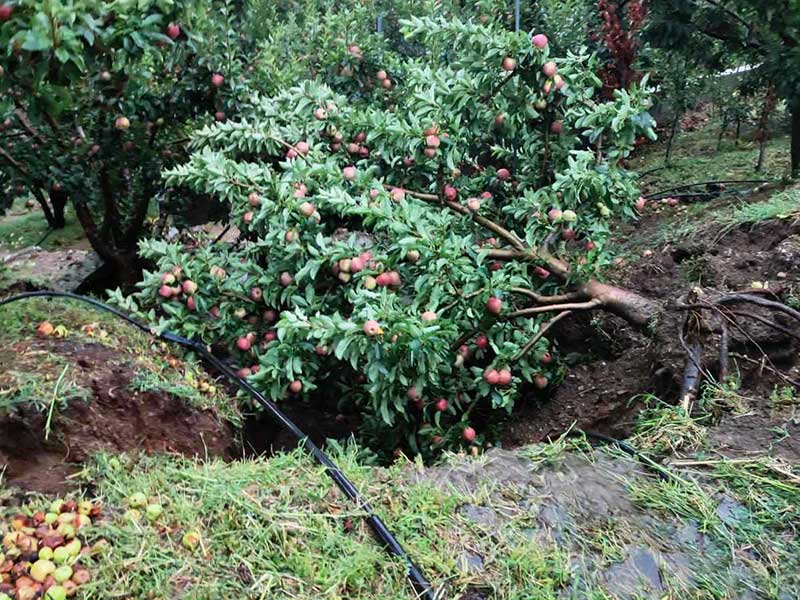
[631,117,792,195]
[2,406,798,599]
[0,297,242,426]
[0,197,85,252]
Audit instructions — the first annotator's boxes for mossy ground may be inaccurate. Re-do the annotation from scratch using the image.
[0,198,85,252]
[630,116,792,195]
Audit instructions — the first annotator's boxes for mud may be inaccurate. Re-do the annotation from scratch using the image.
[0,339,235,494]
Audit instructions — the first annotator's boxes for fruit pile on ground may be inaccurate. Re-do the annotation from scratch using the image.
[0,499,101,599]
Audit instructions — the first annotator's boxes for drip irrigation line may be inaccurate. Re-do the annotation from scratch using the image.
[643,179,771,200]
[577,430,673,482]
[0,291,435,600]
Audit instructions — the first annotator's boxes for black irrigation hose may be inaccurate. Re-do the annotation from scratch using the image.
[577,430,673,482]
[643,179,771,201]
[0,291,435,600]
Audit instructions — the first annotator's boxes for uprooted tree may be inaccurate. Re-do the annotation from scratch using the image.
[117,17,799,458]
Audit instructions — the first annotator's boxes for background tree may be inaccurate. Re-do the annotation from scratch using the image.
[0,0,247,282]
[646,0,800,177]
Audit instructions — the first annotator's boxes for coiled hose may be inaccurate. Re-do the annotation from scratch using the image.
[0,291,435,600]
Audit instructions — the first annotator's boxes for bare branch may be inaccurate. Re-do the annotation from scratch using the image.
[716,293,800,323]
[512,310,573,362]
[510,287,588,305]
[504,299,602,319]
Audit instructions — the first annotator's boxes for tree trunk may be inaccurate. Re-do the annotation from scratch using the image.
[579,279,662,328]
[665,112,681,166]
[717,117,728,152]
[50,190,68,229]
[30,188,58,229]
[754,85,777,173]
[756,140,767,172]
[792,100,800,179]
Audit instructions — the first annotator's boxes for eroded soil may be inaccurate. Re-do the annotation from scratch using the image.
[502,191,800,466]
[0,334,235,494]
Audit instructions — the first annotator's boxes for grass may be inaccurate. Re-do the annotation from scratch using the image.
[630,116,792,195]
[0,197,85,252]
[1,410,799,598]
[0,297,242,426]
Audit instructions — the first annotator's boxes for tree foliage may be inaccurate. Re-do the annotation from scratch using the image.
[117,14,656,458]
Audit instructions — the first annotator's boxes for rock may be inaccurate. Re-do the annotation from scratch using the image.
[715,494,748,526]
[455,551,484,573]
[602,547,663,599]
[775,235,800,270]
[458,505,499,529]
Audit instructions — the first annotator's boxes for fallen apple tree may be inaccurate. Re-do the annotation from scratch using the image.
[114,16,738,458]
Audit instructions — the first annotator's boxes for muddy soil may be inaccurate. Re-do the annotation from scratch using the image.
[416,446,798,600]
[502,196,800,459]
[0,339,234,494]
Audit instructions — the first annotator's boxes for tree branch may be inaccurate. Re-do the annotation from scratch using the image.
[512,310,573,362]
[504,299,602,319]
[13,108,47,145]
[510,287,589,305]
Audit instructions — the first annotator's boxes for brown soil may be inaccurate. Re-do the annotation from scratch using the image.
[502,194,800,460]
[0,339,235,494]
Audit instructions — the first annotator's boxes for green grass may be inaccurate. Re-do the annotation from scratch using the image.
[0,297,242,426]
[0,197,85,251]
[631,117,791,195]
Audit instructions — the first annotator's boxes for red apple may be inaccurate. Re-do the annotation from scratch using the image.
[497,168,511,181]
[299,201,315,217]
[532,33,548,49]
[534,266,551,279]
[541,352,553,364]
[444,185,457,201]
[421,310,438,322]
[114,116,130,131]
[425,135,440,148]
[248,192,261,207]
[486,296,503,315]
[211,73,224,88]
[289,380,303,394]
[236,337,252,352]
[462,426,476,442]
[542,61,557,78]
[534,374,549,389]
[376,70,388,81]
[501,57,517,71]
[435,398,448,412]
[166,23,181,40]
[0,4,13,20]
[497,368,512,386]
[363,320,382,336]
[467,198,481,212]
[475,334,489,349]
[483,368,501,385]
[280,272,293,287]
[250,287,263,302]
[550,120,563,135]
[343,166,357,180]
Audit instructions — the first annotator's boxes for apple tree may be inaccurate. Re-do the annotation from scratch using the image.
[116,16,660,457]
[0,0,249,281]
[645,0,800,177]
